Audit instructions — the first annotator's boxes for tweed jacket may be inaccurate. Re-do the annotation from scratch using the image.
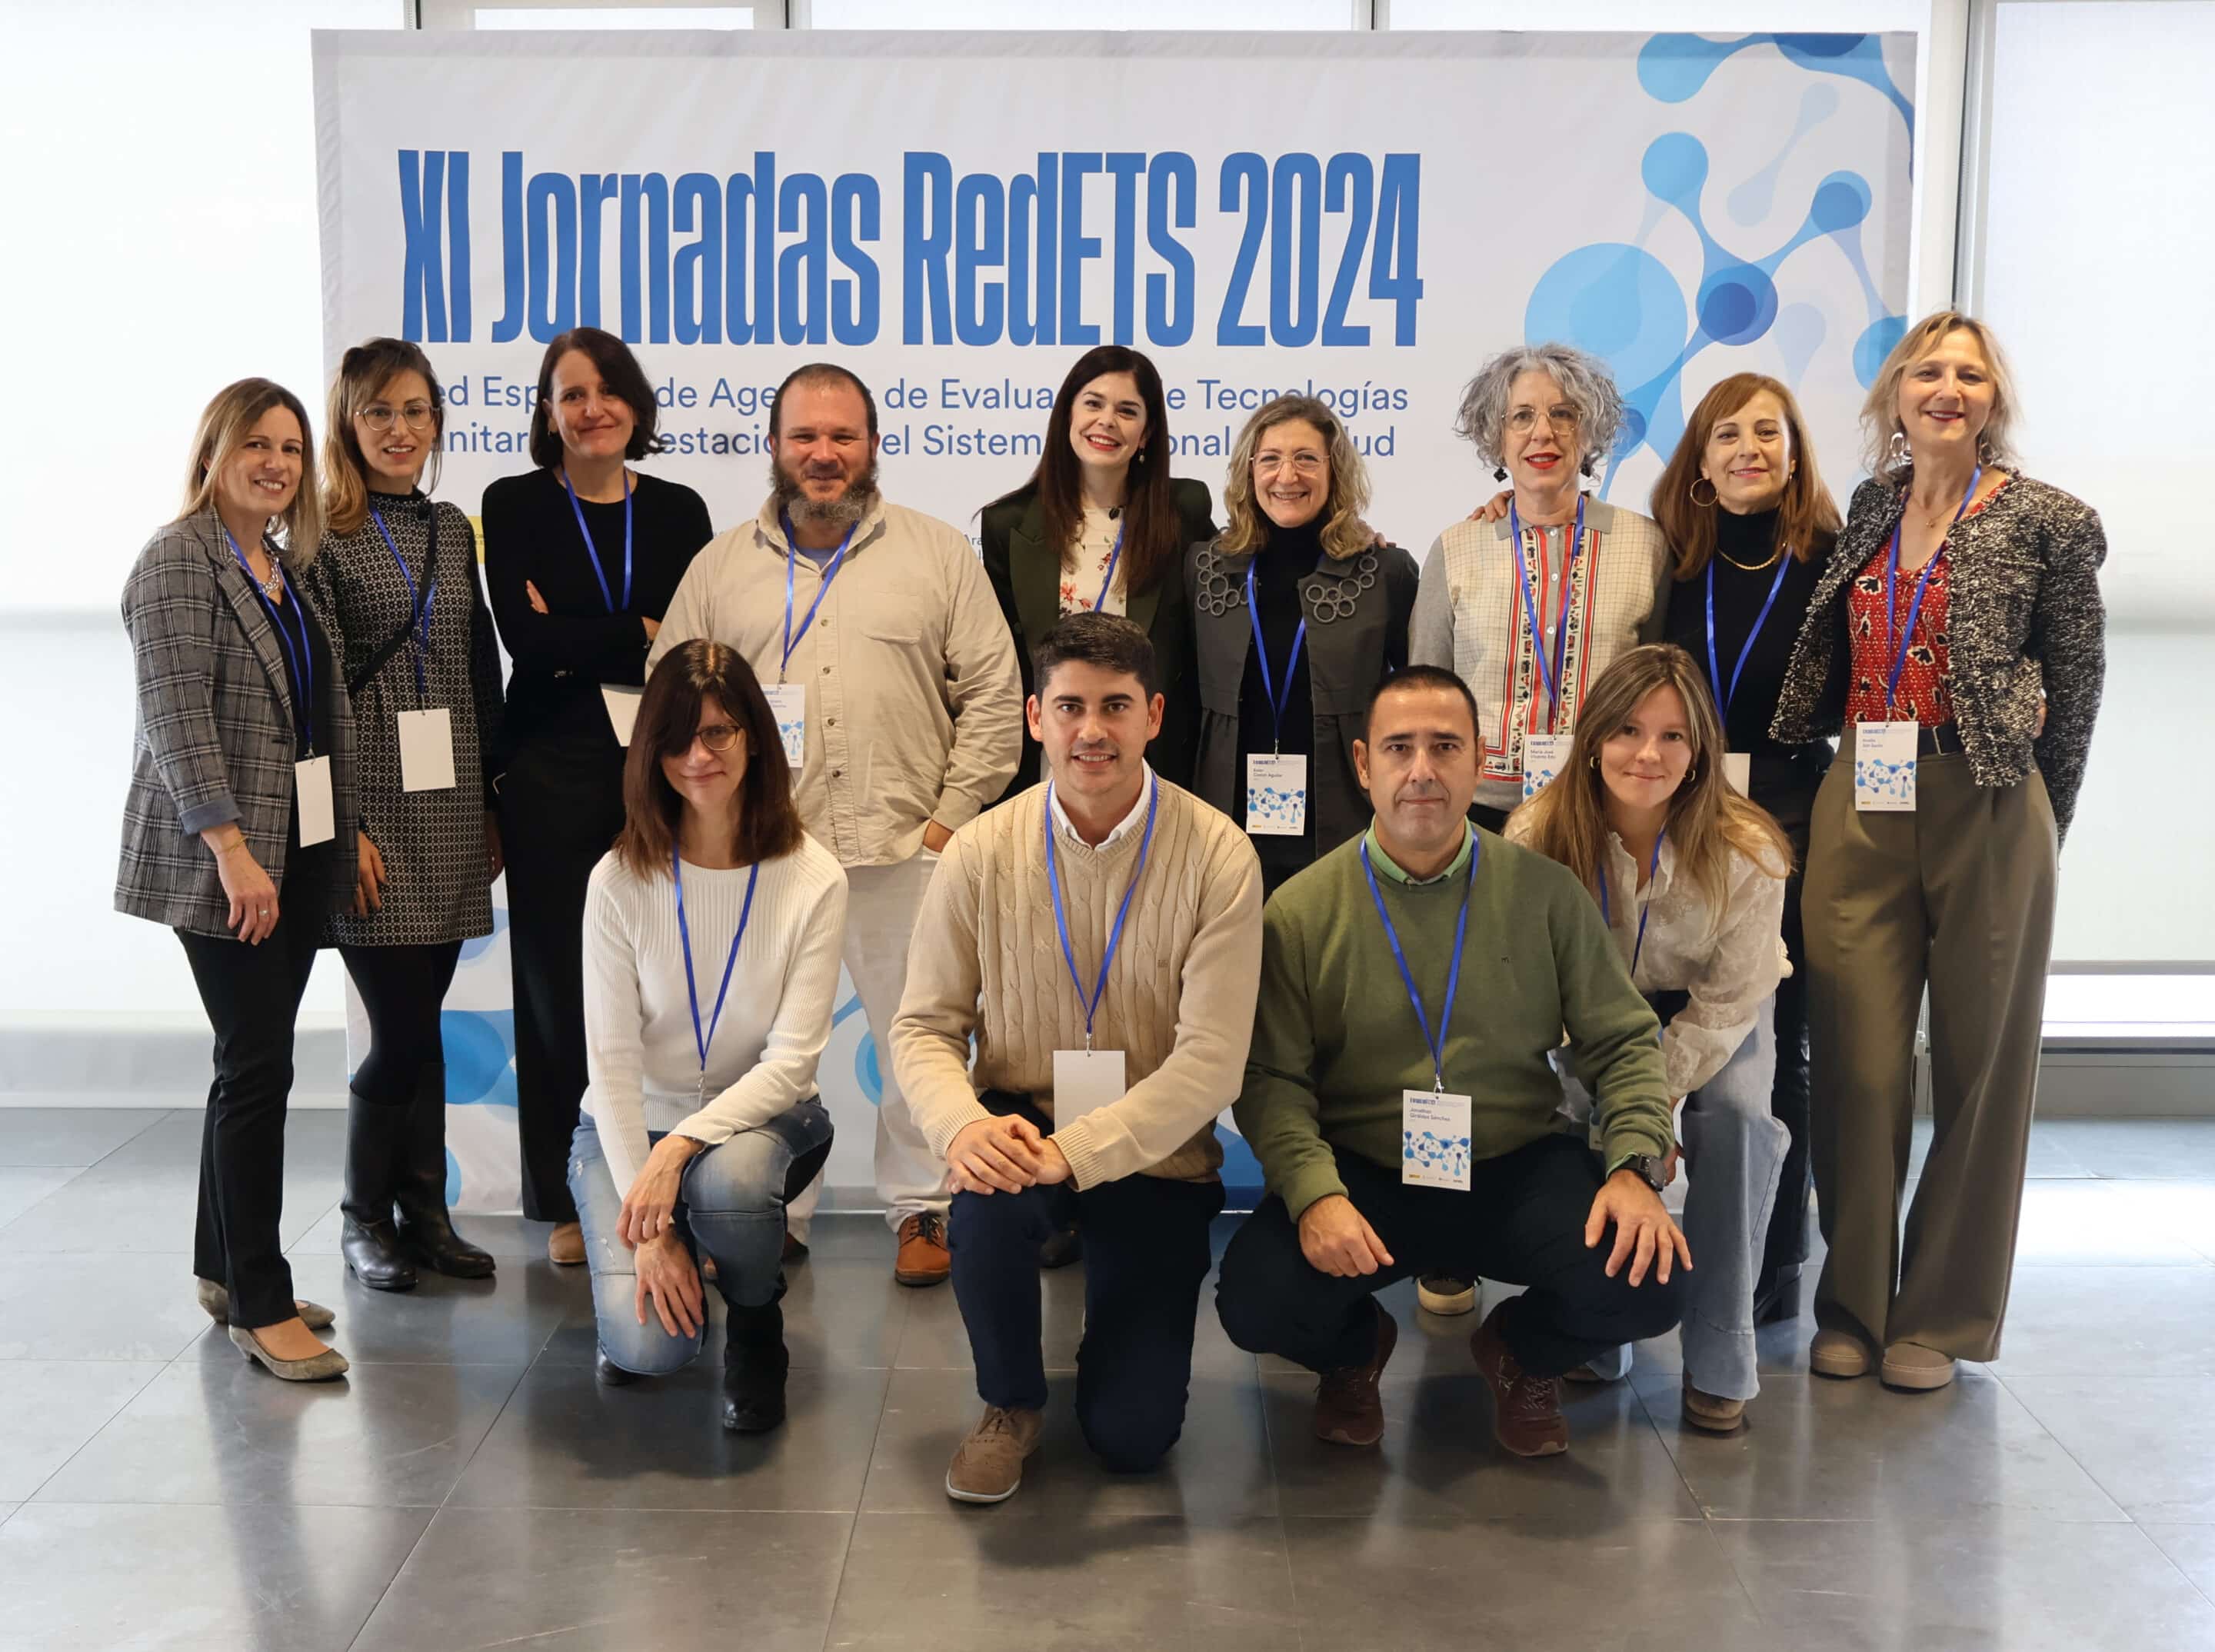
[1769,471,2105,837]
[115,511,360,936]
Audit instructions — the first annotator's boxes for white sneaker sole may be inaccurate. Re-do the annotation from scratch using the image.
[945,1471,1021,1504]
[1417,1282,1478,1317]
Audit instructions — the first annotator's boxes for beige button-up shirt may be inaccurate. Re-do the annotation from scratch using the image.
[650,495,1022,868]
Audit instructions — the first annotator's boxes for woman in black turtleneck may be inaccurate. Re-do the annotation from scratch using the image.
[1653,374,1841,1327]
[1187,395,1418,896]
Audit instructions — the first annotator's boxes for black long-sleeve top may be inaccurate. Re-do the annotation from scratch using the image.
[1663,507,1827,765]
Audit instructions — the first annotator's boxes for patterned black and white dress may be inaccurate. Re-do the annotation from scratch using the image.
[311,491,505,946]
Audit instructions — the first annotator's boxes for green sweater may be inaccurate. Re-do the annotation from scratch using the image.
[1236,825,1671,1221]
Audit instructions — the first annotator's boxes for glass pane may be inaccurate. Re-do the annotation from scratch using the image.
[1389,0,1927,25]
[814,0,1348,27]
[475,5,754,25]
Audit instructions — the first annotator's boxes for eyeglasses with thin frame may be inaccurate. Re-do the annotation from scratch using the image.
[358,401,438,432]
[686,723,744,754]
[1254,452,1326,477]
[1506,407,1578,436]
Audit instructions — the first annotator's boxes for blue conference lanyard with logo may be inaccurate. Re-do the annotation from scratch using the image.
[1362,830,1479,1190]
[1243,555,1313,838]
[562,468,633,614]
[1044,774,1161,1126]
[1508,493,1586,732]
[765,516,860,777]
[369,507,459,792]
[1094,521,1125,613]
[1597,829,1667,980]
[674,848,760,1107]
[1857,466,1980,815]
[225,525,335,846]
[368,508,438,703]
[1704,549,1791,793]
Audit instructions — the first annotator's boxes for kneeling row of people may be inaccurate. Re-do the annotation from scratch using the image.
[579,615,1787,1496]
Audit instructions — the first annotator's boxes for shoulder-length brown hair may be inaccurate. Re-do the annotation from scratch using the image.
[1514,643,1790,939]
[528,326,665,471]
[1651,372,1840,580]
[1218,394,1373,561]
[178,378,323,565]
[989,345,1182,596]
[323,338,446,538]
[615,641,802,878]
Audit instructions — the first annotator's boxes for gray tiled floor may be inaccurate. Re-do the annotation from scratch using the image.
[6,1108,2215,1650]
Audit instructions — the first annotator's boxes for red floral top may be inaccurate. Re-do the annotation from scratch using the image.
[1843,481,2005,727]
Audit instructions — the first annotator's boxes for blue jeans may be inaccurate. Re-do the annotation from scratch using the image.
[568,1101,833,1377]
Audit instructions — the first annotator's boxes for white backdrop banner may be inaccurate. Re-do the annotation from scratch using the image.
[318,27,1912,1213]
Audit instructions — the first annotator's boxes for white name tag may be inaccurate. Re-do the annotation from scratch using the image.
[1854,721,1917,811]
[295,755,335,847]
[1245,753,1308,836]
[1522,733,1571,801]
[397,708,456,793]
[1051,1048,1127,1125]
[601,684,644,747]
[764,682,808,771]
[1723,751,1751,794]
[1402,1089,1474,1191]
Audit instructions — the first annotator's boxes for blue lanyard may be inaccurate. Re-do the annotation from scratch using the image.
[673,848,760,1100]
[1597,830,1667,980]
[562,469,632,615]
[1094,522,1125,612]
[1704,551,1792,723]
[224,527,314,755]
[368,508,437,704]
[779,517,859,681]
[1883,466,1980,714]
[1509,494,1586,731]
[1359,831,1477,1094]
[1043,773,1161,1049]
[1244,556,1308,753]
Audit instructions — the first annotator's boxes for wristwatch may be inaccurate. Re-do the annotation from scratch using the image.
[1613,1154,1666,1193]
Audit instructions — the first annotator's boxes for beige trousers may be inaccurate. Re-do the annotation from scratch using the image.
[1804,730,2059,1361]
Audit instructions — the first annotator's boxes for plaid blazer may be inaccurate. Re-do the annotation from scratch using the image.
[114,510,359,936]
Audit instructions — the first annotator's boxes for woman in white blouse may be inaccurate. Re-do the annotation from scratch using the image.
[573,639,848,1433]
[1507,642,1791,1431]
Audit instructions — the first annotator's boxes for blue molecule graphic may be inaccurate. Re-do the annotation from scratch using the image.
[1697,263,1780,347]
[855,1034,884,1105]
[1637,33,1912,138]
[440,1009,518,1106]
[1854,315,1908,388]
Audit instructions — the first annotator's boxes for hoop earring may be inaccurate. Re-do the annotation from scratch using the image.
[1588,753,1600,770]
[1885,429,1911,474]
[1976,436,1995,465]
[1686,766,1698,786]
[1688,477,1718,508]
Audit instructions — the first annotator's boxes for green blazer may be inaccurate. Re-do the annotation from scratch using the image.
[979,476,1217,798]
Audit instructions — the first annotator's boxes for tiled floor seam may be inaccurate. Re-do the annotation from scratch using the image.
[814,1344,899,1652]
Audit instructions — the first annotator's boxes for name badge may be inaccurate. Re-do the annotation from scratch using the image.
[397,708,456,793]
[1723,751,1751,794]
[1522,732,1571,801]
[1854,721,1917,811]
[295,755,335,847]
[1245,753,1307,837]
[601,684,644,747]
[1052,1047,1127,1125]
[1402,1089,1473,1191]
[764,682,808,771]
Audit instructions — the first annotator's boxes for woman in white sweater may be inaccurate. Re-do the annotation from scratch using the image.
[1507,643,1791,1431]
[572,639,847,1433]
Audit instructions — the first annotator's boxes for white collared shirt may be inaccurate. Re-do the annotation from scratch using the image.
[1049,764,1156,854]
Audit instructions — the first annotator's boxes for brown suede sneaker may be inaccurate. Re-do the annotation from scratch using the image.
[1470,1302,1569,1457]
[894,1212,951,1287]
[944,1405,1044,1503]
[1680,1377,1748,1432]
[1312,1303,1399,1447]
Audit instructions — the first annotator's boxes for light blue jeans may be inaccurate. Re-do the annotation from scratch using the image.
[568,1101,832,1377]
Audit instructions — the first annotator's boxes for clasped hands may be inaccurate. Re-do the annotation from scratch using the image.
[620,1134,707,1339]
[945,1114,1072,1196]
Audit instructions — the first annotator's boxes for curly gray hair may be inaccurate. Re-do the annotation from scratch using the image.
[1453,342,1626,476]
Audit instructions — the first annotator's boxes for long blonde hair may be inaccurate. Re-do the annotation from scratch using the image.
[1860,310,2022,479]
[323,338,445,538]
[1218,394,1374,561]
[1515,644,1790,938]
[178,378,323,564]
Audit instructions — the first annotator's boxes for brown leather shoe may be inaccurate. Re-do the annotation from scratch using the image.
[945,1405,1044,1503]
[1312,1302,1398,1447]
[1470,1303,1569,1457]
[894,1211,951,1287]
[547,1221,585,1266]
[1680,1377,1748,1432]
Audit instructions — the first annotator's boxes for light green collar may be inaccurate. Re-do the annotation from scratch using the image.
[1364,822,1474,887]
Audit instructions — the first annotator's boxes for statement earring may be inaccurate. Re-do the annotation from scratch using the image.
[1494,465,1508,483]
[1688,477,1718,508]
[1886,428,1911,474]
[1976,436,1995,465]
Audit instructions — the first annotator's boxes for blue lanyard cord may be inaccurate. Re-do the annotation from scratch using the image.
[562,469,634,615]
[673,849,761,1089]
[225,528,314,755]
[1043,774,1161,1048]
[1884,467,1980,714]
[1597,830,1667,980]
[369,508,437,705]
[1094,521,1125,613]
[1244,556,1310,754]
[1359,832,1478,1094]
[1703,550,1792,723]
[779,518,859,681]
[1509,494,1587,731]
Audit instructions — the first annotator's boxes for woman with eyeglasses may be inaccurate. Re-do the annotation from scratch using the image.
[1186,394,1417,898]
[306,338,504,1291]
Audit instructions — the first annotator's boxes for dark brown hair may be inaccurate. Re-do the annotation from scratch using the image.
[528,326,664,470]
[770,361,879,438]
[323,338,445,537]
[1650,373,1841,579]
[615,641,802,878]
[1033,611,1160,699]
[1364,664,1482,744]
[991,345,1181,598]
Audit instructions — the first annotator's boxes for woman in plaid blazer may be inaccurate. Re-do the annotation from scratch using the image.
[115,378,361,1383]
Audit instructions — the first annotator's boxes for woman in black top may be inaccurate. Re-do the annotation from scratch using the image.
[979,345,1215,794]
[483,326,713,1264]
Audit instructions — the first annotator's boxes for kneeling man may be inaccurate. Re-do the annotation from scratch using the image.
[892,614,1263,1503]
[1217,665,1685,1457]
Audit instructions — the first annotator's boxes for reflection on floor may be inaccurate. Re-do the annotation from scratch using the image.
[6,1108,2215,1650]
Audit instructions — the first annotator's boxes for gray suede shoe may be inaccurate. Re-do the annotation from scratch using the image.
[228,1324,350,1382]
[198,1277,335,1332]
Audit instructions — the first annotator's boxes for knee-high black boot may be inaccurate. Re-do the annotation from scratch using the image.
[722,1288,789,1434]
[393,1064,495,1279]
[342,1091,418,1291]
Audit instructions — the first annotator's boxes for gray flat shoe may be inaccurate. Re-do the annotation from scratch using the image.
[228,1324,349,1382]
[197,1277,335,1332]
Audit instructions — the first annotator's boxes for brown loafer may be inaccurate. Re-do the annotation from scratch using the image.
[547,1221,585,1266]
[1312,1301,1397,1447]
[1470,1303,1569,1457]
[945,1405,1044,1503]
[894,1212,951,1287]
[1680,1377,1748,1432]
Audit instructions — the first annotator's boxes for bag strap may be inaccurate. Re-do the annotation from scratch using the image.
[347,510,441,698]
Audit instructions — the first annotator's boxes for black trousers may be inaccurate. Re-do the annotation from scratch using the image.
[1217,1136,1684,1378]
[1750,751,1827,1284]
[338,942,461,1107]
[175,841,334,1330]
[499,732,625,1222]
[948,1097,1225,1472]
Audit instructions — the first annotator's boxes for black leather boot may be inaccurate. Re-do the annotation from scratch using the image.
[393,1065,496,1279]
[721,1298,789,1434]
[341,1090,417,1291]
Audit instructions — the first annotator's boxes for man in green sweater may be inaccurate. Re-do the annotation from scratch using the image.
[1217,665,1687,1458]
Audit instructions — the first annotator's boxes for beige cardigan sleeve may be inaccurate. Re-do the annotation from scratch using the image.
[888,832,994,1161]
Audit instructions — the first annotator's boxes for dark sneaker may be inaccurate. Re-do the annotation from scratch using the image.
[1312,1303,1398,1447]
[1470,1303,1569,1457]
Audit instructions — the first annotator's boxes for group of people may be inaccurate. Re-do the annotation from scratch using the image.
[115,312,2105,1504]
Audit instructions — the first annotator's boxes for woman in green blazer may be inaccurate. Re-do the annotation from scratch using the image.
[980,345,1216,797]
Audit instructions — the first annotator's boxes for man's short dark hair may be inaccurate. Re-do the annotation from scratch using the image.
[1364,664,1481,743]
[1033,613,1160,699]
[769,362,879,439]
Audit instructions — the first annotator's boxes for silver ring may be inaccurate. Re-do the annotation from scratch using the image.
[258,908,269,916]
